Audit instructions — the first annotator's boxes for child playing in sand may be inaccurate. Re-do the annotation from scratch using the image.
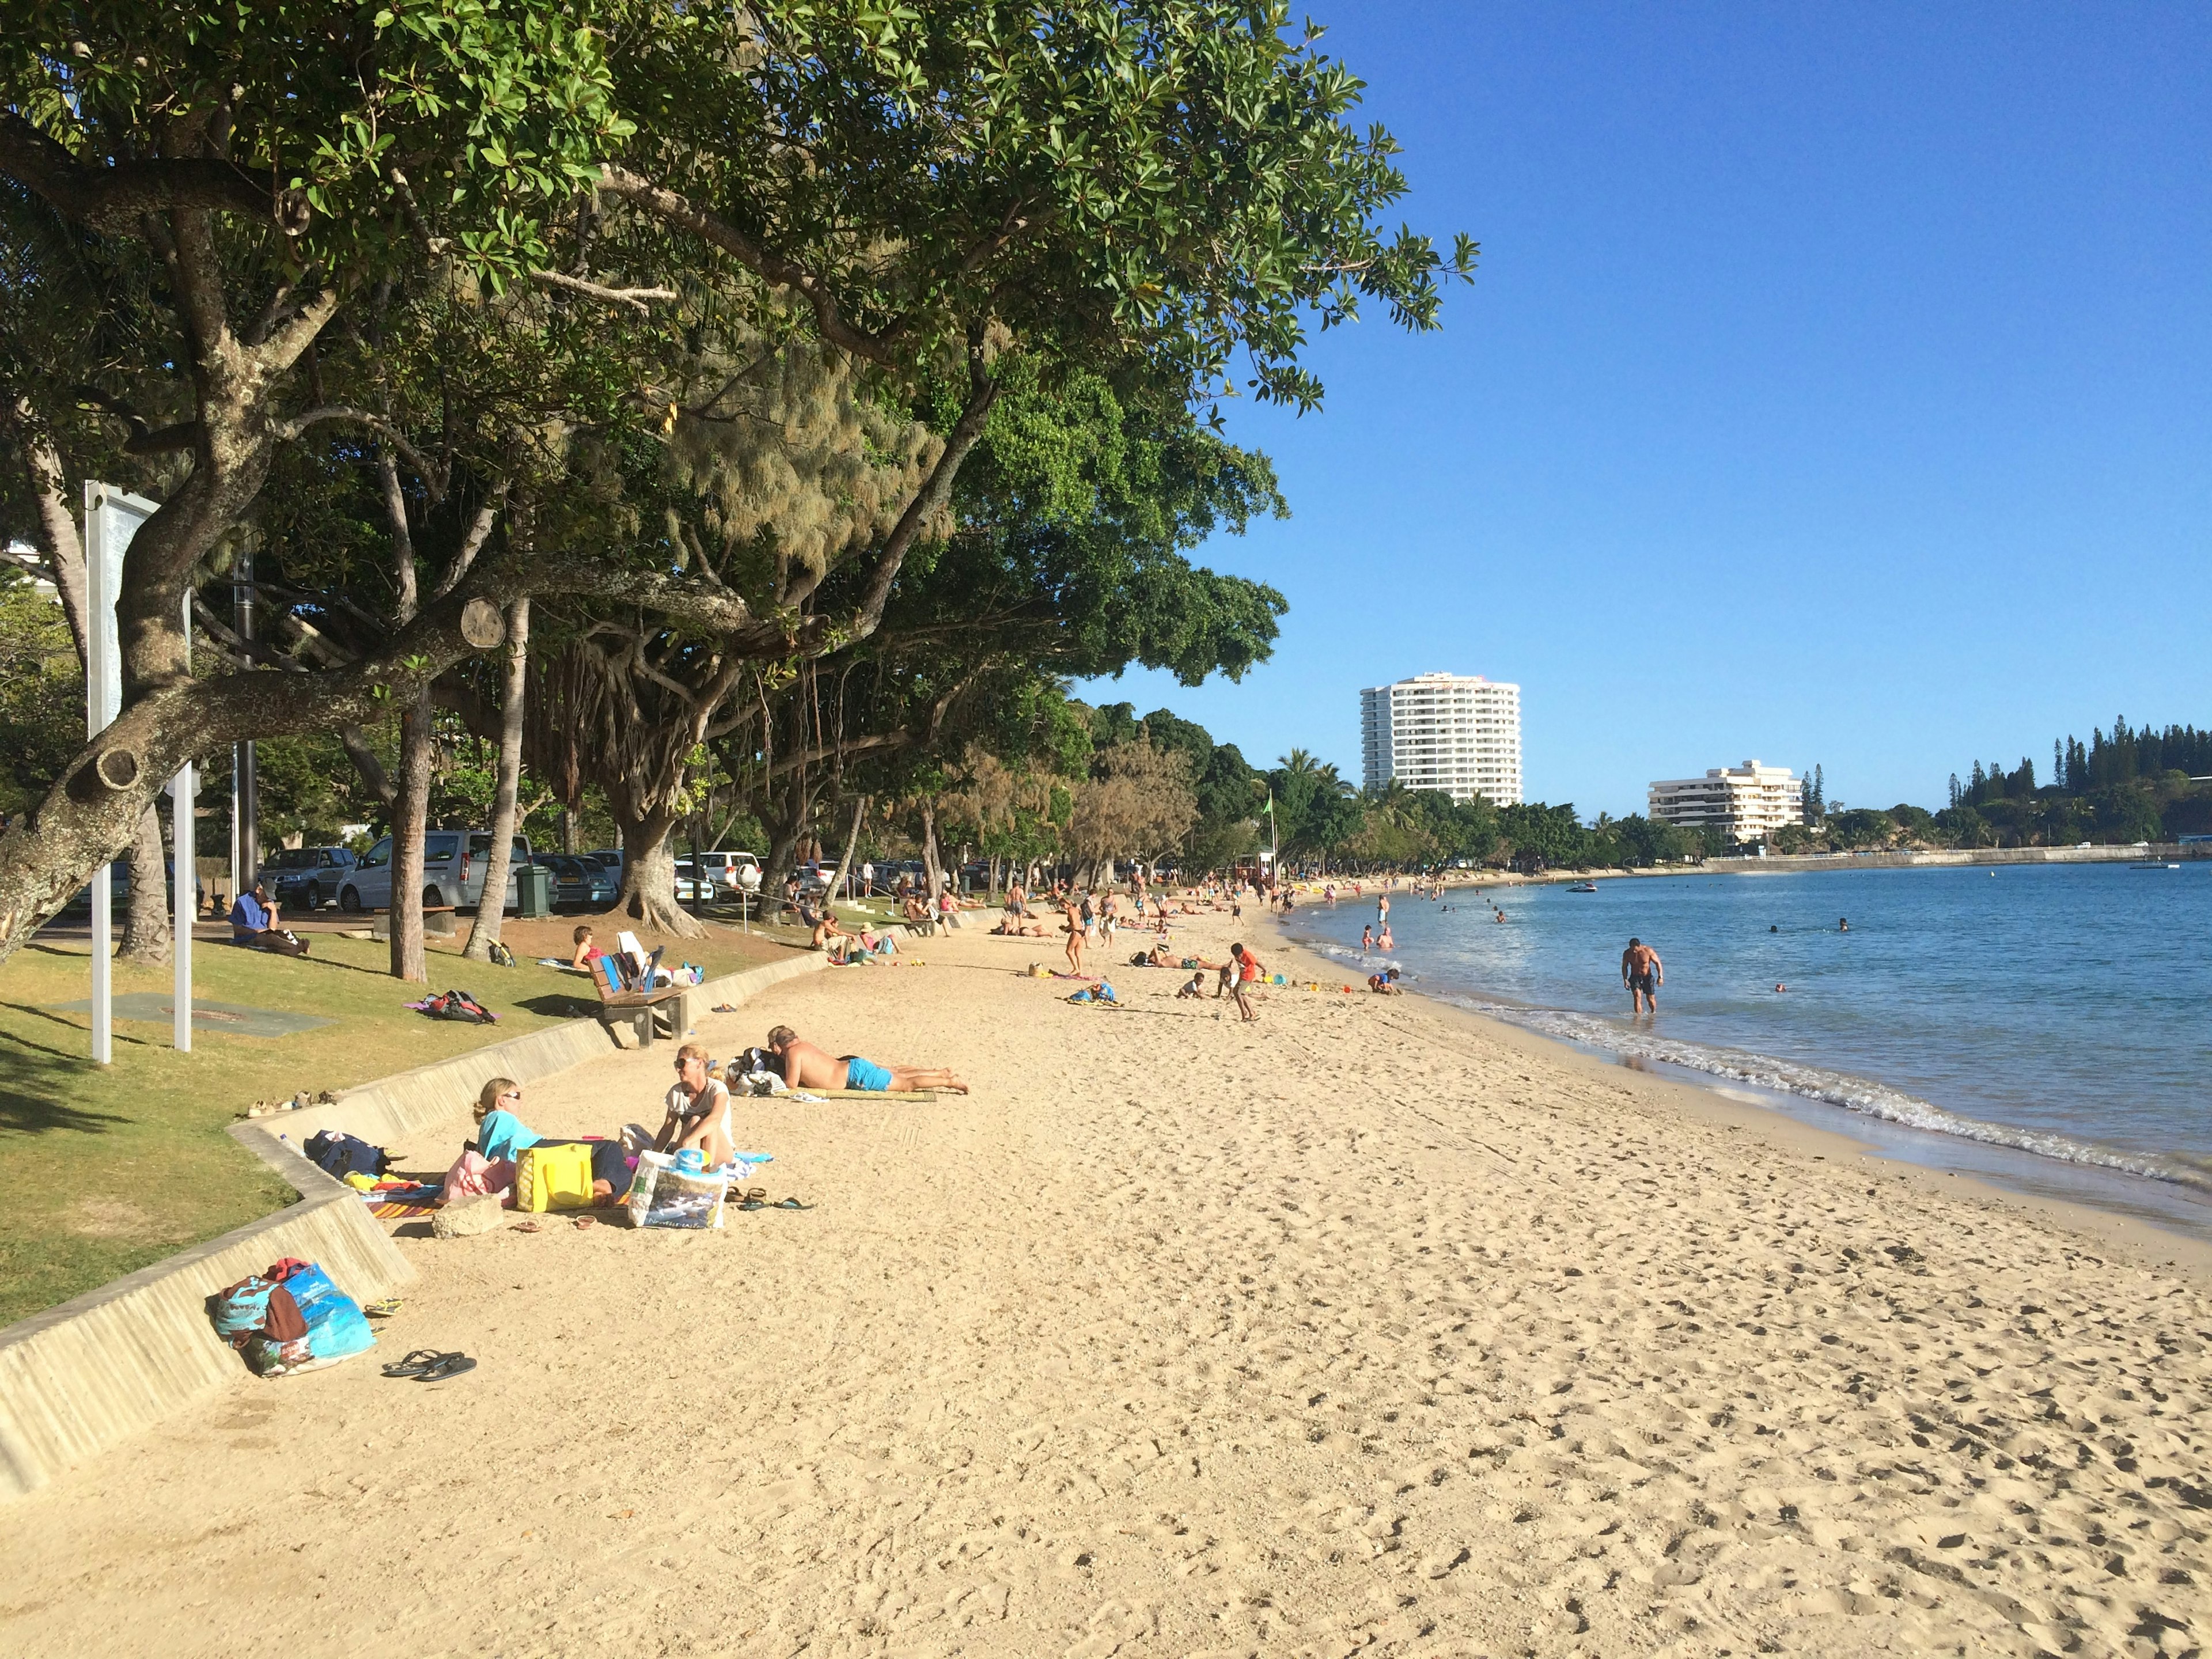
[1229,941,1263,1022]
[1177,970,1206,999]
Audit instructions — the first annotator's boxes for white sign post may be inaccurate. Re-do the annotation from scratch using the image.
[171,588,195,1052]
[84,483,164,1065]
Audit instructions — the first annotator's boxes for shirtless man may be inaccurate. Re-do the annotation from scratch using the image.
[765,1025,969,1094]
[1621,936,1664,1015]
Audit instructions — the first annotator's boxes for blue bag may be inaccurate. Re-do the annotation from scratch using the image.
[303,1130,389,1180]
[211,1275,276,1343]
[279,1263,377,1361]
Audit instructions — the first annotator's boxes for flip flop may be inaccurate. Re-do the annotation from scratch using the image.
[418,1353,477,1381]
[381,1349,450,1378]
[768,1197,814,1211]
[362,1297,404,1319]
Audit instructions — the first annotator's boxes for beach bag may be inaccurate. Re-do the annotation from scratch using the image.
[274,1263,376,1362]
[422,988,495,1024]
[624,1151,729,1230]
[304,1130,391,1180]
[513,1142,596,1213]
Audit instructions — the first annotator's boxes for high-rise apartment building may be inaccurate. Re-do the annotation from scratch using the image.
[1359,672,1523,804]
[1647,760,1802,845]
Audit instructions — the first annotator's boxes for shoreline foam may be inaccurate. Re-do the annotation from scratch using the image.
[1287,895,2212,1242]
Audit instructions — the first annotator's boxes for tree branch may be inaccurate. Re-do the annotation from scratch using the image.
[0,112,300,233]
[597,166,902,366]
[528,268,679,313]
[838,324,1000,638]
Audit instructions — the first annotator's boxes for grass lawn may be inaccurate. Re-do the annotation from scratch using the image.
[0,915,797,1328]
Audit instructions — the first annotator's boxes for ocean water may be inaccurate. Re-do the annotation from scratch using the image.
[1290,862,2212,1239]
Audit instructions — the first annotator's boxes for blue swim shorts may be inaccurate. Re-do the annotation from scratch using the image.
[842,1055,892,1092]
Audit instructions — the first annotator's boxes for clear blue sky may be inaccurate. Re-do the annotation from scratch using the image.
[1074,1,2211,817]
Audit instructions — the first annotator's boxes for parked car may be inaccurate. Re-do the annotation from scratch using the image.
[537,854,618,910]
[586,847,625,878]
[690,850,761,893]
[60,858,204,915]
[255,846,358,910]
[336,831,532,913]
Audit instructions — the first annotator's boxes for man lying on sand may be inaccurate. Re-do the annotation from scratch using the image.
[766,1025,970,1094]
[992,916,1047,937]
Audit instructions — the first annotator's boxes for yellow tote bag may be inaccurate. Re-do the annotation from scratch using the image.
[513,1142,596,1213]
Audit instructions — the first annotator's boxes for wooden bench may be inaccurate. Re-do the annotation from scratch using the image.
[591,977,698,1049]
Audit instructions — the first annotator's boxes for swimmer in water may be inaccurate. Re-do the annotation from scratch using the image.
[1775,983,1787,993]
[1361,923,1374,953]
[1839,917,1850,932]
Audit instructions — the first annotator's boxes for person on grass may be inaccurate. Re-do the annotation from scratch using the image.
[766,1024,969,1094]
[230,880,307,955]
[570,925,604,972]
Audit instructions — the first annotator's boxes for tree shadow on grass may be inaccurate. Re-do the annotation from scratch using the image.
[0,1030,129,1134]
[512,994,601,1020]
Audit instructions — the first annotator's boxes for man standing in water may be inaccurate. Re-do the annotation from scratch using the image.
[1622,936,1664,1015]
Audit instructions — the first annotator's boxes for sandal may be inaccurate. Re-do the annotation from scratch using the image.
[768,1196,814,1211]
[362,1297,404,1319]
[381,1349,451,1378]
[733,1187,769,1211]
[418,1353,477,1382]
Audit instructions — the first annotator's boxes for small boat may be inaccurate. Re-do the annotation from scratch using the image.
[2131,862,2181,871]
[1566,881,1599,893]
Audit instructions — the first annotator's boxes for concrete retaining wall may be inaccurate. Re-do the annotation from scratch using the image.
[0,1133,408,1501]
[0,947,827,1502]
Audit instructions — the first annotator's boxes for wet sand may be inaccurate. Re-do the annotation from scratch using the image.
[2,903,2207,1657]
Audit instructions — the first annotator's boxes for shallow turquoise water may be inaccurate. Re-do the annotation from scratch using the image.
[1290,862,2212,1234]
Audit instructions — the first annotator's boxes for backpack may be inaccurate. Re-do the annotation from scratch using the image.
[302,1130,391,1180]
[421,988,495,1024]
[489,940,516,968]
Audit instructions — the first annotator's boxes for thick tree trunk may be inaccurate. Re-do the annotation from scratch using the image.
[612,807,705,937]
[465,598,529,961]
[118,805,173,964]
[388,693,433,982]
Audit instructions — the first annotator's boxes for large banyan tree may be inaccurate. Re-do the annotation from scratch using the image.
[0,0,1475,965]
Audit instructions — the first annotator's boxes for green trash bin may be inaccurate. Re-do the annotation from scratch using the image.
[515,861,553,919]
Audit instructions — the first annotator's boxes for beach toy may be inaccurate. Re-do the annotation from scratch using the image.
[675,1147,705,1175]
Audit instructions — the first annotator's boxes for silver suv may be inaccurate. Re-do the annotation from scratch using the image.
[337,831,532,914]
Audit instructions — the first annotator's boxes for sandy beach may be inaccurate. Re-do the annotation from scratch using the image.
[2,900,2207,1658]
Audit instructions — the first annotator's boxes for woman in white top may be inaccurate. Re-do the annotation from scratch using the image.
[656,1042,734,1169]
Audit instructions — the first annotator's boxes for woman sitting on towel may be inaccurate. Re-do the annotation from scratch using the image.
[651,1041,736,1170]
[461,1076,637,1204]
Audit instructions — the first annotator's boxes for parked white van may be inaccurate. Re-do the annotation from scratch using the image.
[689,850,760,893]
[337,831,532,914]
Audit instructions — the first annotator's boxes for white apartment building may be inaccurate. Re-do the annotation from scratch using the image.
[1647,760,1802,845]
[1359,672,1523,805]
